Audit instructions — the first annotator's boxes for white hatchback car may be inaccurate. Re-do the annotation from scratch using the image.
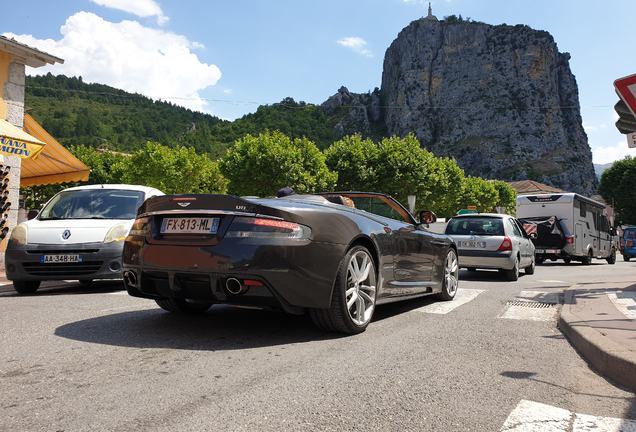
[444,213,536,281]
[5,184,163,293]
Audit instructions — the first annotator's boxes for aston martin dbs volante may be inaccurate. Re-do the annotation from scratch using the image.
[122,192,459,334]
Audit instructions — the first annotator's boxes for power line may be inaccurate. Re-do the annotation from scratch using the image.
[25,85,614,111]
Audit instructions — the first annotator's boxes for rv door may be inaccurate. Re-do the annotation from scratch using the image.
[575,223,584,255]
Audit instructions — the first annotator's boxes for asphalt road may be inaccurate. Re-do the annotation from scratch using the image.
[1,260,635,431]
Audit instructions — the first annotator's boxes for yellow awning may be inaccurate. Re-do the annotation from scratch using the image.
[0,119,46,160]
[20,114,90,187]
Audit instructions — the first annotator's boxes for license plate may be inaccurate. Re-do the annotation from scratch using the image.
[161,217,220,234]
[41,254,82,263]
[459,241,486,248]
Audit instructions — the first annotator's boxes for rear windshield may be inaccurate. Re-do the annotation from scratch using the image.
[623,228,636,239]
[445,217,504,236]
[39,189,146,220]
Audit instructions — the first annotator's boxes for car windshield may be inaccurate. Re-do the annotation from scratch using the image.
[445,217,504,235]
[39,189,146,220]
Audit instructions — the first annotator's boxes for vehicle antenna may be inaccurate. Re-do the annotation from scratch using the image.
[90,169,105,188]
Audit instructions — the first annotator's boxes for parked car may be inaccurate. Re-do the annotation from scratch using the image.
[122,192,459,334]
[620,226,636,261]
[444,213,535,280]
[5,184,164,294]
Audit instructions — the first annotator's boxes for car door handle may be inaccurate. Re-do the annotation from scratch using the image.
[431,240,448,247]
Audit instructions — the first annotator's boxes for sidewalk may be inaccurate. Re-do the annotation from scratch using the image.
[558,277,636,393]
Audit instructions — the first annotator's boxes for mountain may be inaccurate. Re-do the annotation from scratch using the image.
[594,162,613,179]
[329,14,596,196]
[26,15,599,196]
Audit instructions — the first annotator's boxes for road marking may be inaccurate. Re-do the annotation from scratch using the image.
[538,280,567,284]
[418,288,484,314]
[501,400,636,431]
[607,291,636,320]
[499,291,559,322]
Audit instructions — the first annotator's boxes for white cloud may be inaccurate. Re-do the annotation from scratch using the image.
[592,140,636,164]
[5,12,221,113]
[337,37,373,57]
[90,0,168,25]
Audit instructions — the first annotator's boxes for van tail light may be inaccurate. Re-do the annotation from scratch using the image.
[498,236,512,251]
[566,236,574,245]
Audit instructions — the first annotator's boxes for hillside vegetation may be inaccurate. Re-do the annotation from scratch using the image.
[24,74,343,158]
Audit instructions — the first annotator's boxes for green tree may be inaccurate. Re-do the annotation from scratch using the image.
[598,156,636,225]
[121,142,227,194]
[457,176,499,213]
[218,130,337,197]
[324,134,378,191]
[492,180,517,214]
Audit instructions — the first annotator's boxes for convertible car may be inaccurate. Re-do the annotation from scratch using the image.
[122,192,458,334]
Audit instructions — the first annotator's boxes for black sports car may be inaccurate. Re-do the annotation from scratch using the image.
[122,192,459,334]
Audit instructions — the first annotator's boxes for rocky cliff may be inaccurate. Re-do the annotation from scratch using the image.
[324,17,598,196]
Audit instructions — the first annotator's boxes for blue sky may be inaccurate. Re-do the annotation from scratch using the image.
[2,0,635,165]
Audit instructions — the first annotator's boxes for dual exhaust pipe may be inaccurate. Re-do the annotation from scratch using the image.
[124,271,254,296]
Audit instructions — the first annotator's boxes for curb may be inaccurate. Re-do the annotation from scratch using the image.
[558,287,636,393]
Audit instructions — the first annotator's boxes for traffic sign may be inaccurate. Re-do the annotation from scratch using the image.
[615,99,636,134]
[614,73,636,119]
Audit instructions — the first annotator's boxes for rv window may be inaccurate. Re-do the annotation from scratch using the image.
[580,202,586,218]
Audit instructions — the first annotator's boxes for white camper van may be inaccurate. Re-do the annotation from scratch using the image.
[516,193,617,265]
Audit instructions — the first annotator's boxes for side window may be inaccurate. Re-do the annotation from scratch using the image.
[508,219,522,237]
[580,202,586,218]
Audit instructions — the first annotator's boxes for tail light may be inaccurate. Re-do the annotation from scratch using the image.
[498,236,512,251]
[128,217,150,237]
[226,217,311,240]
[566,236,574,245]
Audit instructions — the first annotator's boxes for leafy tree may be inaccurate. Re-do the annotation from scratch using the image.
[457,176,499,213]
[121,142,227,194]
[324,134,378,191]
[598,156,636,225]
[218,130,337,197]
[492,180,517,214]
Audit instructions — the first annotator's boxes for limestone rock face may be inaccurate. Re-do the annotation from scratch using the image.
[380,19,597,196]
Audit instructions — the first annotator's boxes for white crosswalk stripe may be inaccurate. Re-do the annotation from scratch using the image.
[607,291,636,320]
[417,288,484,314]
[501,400,636,431]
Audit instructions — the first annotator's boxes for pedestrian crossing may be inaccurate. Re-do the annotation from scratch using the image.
[607,291,636,320]
[501,400,636,431]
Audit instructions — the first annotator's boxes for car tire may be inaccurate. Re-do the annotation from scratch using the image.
[582,250,593,265]
[13,280,41,294]
[606,249,616,265]
[436,249,458,301]
[309,245,377,334]
[536,258,544,265]
[525,257,535,275]
[155,298,213,314]
[505,256,520,281]
[623,255,630,262]
[563,258,571,264]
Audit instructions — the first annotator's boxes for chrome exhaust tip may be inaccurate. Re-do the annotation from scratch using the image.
[226,277,247,295]
[124,270,138,287]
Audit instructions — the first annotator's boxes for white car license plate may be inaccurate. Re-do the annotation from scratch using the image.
[41,254,83,263]
[161,217,220,234]
[459,241,486,248]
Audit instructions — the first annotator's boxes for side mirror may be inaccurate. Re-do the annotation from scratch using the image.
[27,209,39,220]
[419,210,437,225]
[530,232,538,240]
